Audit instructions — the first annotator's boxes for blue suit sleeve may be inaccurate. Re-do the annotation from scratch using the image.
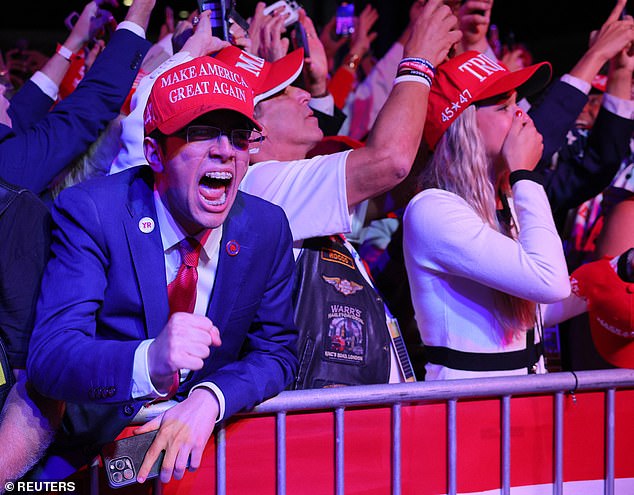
[0,29,150,194]
[530,80,588,162]
[7,80,54,132]
[27,185,139,403]
[541,108,634,212]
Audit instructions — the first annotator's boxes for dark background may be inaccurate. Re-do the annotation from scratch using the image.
[0,1,621,78]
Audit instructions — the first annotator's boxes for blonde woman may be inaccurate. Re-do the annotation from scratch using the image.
[403,51,570,380]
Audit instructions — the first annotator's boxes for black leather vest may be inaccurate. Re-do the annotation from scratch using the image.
[292,236,390,389]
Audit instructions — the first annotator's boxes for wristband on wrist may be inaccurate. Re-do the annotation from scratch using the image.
[398,61,435,79]
[395,70,433,86]
[393,74,431,89]
[395,57,435,89]
[56,44,74,61]
[401,57,435,71]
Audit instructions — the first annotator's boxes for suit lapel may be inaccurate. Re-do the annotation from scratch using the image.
[207,193,254,335]
[123,169,169,339]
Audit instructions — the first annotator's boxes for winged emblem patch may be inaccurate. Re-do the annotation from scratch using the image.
[322,276,364,296]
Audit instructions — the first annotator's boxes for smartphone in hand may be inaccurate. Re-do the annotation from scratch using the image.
[101,430,163,488]
[293,22,311,58]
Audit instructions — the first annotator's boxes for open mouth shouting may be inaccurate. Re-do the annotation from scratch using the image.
[200,170,233,207]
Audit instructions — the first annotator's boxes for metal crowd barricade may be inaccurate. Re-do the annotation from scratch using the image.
[223,369,634,495]
[90,369,634,494]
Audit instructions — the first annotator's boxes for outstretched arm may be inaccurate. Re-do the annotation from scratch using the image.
[537,1,634,212]
[345,0,461,207]
[0,0,155,194]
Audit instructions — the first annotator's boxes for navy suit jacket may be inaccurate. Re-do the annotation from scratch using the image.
[27,166,298,448]
[0,29,149,195]
[530,80,634,214]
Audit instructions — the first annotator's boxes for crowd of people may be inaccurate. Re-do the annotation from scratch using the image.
[0,0,633,490]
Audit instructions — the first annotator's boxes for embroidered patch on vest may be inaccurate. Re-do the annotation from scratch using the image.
[323,303,366,365]
[320,247,355,270]
[322,275,364,296]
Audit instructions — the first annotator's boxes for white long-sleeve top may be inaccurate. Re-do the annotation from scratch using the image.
[403,177,571,380]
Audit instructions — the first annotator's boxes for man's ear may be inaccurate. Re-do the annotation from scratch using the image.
[144,136,164,173]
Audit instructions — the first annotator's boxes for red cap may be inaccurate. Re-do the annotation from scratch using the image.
[423,51,552,149]
[571,258,634,369]
[143,56,261,136]
[214,46,304,104]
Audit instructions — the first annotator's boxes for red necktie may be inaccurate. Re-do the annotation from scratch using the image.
[167,236,204,314]
[157,235,206,400]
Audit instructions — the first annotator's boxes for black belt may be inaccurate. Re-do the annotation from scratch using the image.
[424,330,543,373]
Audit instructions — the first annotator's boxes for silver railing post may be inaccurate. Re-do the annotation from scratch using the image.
[605,388,616,495]
[553,391,564,495]
[216,421,226,495]
[501,395,511,495]
[448,399,457,495]
[335,407,345,495]
[277,411,287,495]
[392,403,402,495]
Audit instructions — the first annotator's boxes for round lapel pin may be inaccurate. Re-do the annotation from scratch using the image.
[138,217,155,233]
[226,240,240,256]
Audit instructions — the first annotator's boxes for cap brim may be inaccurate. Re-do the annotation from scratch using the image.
[157,104,262,136]
[589,315,634,369]
[477,61,552,102]
[214,46,304,105]
[254,48,304,104]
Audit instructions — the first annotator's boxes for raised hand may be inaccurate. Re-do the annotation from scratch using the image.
[571,0,634,83]
[65,0,118,52]
[348,5,379,64]
[319,16,348,72]
[249,2,290,61]
[403,0,462,67]
[501,110,544,173]
[458,0,494,53]
[147,312,221,393]
[177,10,231,58]
[297,9,329,96]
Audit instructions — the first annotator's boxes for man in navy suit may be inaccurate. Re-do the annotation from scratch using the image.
[27,53,298,484]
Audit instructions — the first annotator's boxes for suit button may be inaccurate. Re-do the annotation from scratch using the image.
[123,404,135,416]
[108,387,116,397]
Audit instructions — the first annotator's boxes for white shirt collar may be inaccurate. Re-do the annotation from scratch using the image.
[152,188,223,258]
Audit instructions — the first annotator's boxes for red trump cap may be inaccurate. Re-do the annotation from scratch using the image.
[423,51,552,149]
[144,55,261,136]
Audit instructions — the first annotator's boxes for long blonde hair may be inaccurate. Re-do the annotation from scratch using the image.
[421,106,536,338]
